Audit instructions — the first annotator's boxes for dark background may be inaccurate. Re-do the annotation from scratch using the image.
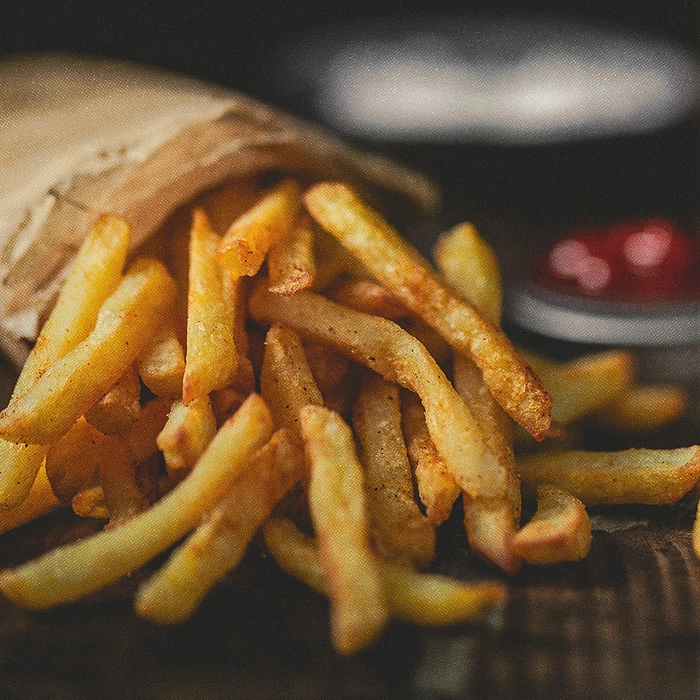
[2,1,698,228]
[1,0,698,239]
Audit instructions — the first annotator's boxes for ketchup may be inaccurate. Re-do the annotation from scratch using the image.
[532,218,699,302]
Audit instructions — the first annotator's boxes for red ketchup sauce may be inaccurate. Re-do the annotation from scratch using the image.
[532,218,699,302]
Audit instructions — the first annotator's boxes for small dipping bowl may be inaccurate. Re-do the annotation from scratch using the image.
[504,218,700,435]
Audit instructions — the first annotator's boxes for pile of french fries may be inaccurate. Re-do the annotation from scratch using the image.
[0,177,697,655]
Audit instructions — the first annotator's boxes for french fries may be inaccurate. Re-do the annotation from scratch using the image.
[511,484,592,565]
[301,404,389,655]
[0,394,272,608]
[0,171,695,660]
[218,179,302,278]
[263,517,506,626]
[249,282,508,501]
[267,215,316,295]
[401,390,460,526]
[303,182,553,440]
[0,258,177,445]
[157,397,217,474]
[135,428,303,624]
[518,446,700,505]
[183,209,239,405]
[353,372,435,568]
[0,214,131,507]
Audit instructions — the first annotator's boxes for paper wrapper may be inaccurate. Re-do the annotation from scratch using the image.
[0,53,439,369]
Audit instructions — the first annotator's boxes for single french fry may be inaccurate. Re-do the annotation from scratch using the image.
[120,397,172,464]
[98,435,151,528]
[71,485,110,520]
[454,354,521,574]
[301,405,389,655]
[303,183,552,440]
[135,428,303,624]
[379,561,506,626]
[0,214,131,507]
[183,209,239,405]
[519,349,635,426]
[518,446,700,505]
[432,222,502,325]
[596,384,689,432]
[267,215,316,295]
[260,324,324,434]
[137,322,186,399]
[512,484,592,565]
[327,278,411,319]
[401,391,460,526]
[218,179,302,278]
[85,364,142,435]
[0,258,176,446]
[352,372,435,568]
[45,417,105,503]
[157,397,217,474]
[263,518,506,626]
[0,394,273,609]
[0,465,61,535]
[249,283,506,500]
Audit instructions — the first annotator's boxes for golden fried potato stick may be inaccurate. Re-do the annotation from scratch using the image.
[263,518,506,626]
[45,417,105,503]
[157,397,217,474]
[249,283,506,500]
[401,391,460,526]
[0,465,61,535]
[267,215,316,295]
[518,446,700,505]
[137,322,186,399]
[519,349,635,426]
[301,404,389,655]
[303,183,552,439]
[352,372,435,568]
[135,428,304,624]
[0,258,176,446]
[595,384,689,432]
[512,484,592,565]
[260,324,324,434]
[432,222,502,326]
[183,209,239,405]
[0,214,131,508]
[453,355,521,573]
[218,179,302,278]
[85,364,142,435]
[0,394,273,609]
